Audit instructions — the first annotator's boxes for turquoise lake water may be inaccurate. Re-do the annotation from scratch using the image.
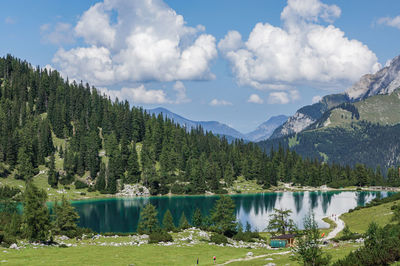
[71,191,393,233]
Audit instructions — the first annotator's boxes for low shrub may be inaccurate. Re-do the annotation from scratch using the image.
[215,188,228,194]
[102,232,132,237]
[171,183,185,194]
[210,233,228,245]
[148,231,173,244]
[74,180,88,189]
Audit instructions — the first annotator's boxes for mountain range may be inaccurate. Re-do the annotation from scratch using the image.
[148,107,288,142]
[260,54,400,170]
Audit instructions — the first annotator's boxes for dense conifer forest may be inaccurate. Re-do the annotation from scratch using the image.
[0,55,398,195]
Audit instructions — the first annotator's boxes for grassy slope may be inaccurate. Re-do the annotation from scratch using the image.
[0,236,359,266]
[319,88,400,129]
[1,244,265,266]
[340,199,398,235]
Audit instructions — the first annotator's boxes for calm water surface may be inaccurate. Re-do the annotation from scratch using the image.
[72,191,393,233]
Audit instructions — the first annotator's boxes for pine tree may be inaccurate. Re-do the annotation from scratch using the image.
[137,203,159,234]
[17,146,35,180]
[162,209,175,232]
[267,208,297,235]
[95,162,106,192]
[192,208,203,228]
[224,164,235,187]
[126,143,141,183]
[47,153,58,188]
[22,182,51,242]
[292,213,331,265]
[211,195,237,236]
[53,196,80,237]
[179,212,190,230]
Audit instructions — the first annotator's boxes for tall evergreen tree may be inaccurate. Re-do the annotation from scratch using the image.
[53,196,80,237]
[47,153,58,188]
[192,208,203,228]
[162,209,175,232]
[137,203,159,234]
[95,162,106,192]
[211,195,237,236]
[126,143,141,183]
[179,212,190,230]
[22,182,51,242]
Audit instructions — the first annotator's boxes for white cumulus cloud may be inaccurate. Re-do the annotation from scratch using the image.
[100,85,169,104]
[312,95,322,103]
[40,23,75,45]
[268,90,300,104]
[51,0,217,86]
[219,0,380,90]
[247,94,264,104]
[209,99,233,106]
[378,16,400,30]
[173,81,191,104]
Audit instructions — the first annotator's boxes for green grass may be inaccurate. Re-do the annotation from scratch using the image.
[1,241,270,266]
[1,238,359,266]
[288,134,300,148]
[340,199,398,235]
[320,217,336,236]
[228,176,265,194]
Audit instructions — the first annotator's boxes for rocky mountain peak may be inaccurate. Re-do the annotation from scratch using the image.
[346,55,400,100]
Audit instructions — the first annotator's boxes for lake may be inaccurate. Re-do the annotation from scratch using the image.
[72,191,394,233]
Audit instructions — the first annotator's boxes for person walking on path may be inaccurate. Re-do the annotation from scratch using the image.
[197,258,199,265]
[213,256,216,264]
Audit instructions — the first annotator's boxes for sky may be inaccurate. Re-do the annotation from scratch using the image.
[1,0,400,133]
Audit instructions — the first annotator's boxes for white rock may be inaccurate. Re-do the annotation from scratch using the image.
[247,252,253,257]
[9,243,18,249]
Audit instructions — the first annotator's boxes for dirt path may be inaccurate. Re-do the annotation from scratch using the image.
[218,251,291,265]
[323,216,345,240]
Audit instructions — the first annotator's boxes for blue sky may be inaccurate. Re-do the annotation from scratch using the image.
[1,0,400,133]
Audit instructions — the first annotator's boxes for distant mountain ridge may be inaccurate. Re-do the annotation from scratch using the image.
[260,54,400,170]
[148,107,245,140]
[245,115,288,142]
[270,55,400,139]
[148,107,287,142]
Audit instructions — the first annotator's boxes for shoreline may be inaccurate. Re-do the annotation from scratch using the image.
[67,185,399,203]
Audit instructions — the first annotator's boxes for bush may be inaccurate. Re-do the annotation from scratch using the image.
[0,234,17,248]
[148,231,173,244]
[233,231,253,242]
[80,192,86,196]
[76,227,95,238]
[87,186,95,192]
[170,183,185,194]
[210,233,228,245]
[215,188,228,194]
[74,180,88,189]
[0,186,21,200]
[102,232,132,237]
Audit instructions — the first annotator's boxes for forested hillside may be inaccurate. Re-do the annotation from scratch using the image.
[0,55,394,194]
[259,90,400,173]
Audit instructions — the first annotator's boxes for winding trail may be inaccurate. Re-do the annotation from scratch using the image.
[323,216,345,240]
[218,251,291,265]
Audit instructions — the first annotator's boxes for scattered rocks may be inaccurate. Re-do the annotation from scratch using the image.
[9,243,18,249]
[264,263,276,266]
[117,184,150,197]
[58,235,70,241]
